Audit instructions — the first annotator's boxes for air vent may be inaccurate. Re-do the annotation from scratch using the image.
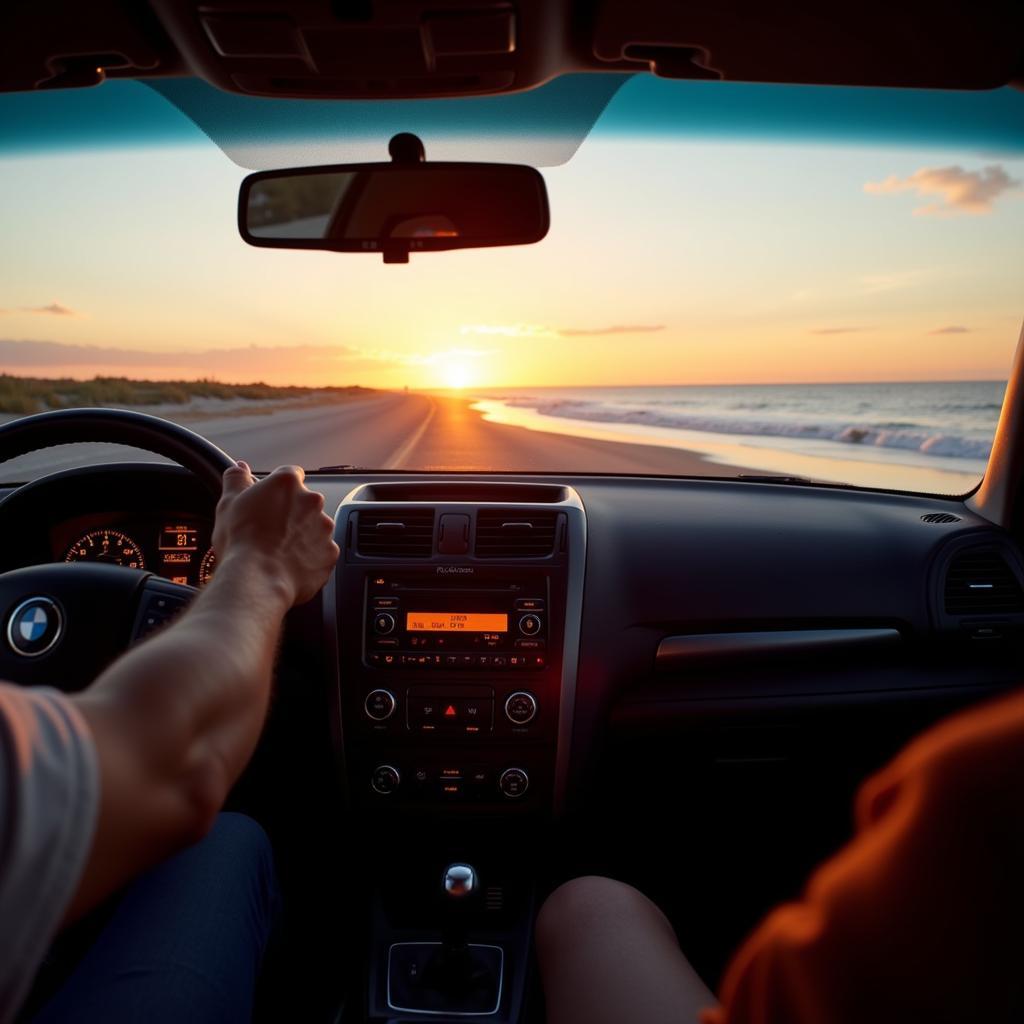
[944,549,1024,615]
[475,510,558,558]
[921,512,961,524]
[356,509,434,558]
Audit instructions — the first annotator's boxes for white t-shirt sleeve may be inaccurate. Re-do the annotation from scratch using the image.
[0,685,99,1024]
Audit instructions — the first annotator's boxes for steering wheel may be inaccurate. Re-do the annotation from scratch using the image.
[0,409,235,691]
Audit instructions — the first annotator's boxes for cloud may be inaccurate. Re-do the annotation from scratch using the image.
[0,302,83,317]
[394,347,493,366]
[461,323,664,338]
[929,325,971,335]
[859,269,932,294]
[557,324,664,337]
[864,164,1021,216]
[0,339,395,384]
[27,302,80,317]
[809,327,871,335]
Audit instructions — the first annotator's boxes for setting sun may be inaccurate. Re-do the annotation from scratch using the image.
[441,362,473,390]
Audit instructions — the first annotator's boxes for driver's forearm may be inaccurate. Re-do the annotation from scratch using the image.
[66,552,291,924]
[78,551,290,804]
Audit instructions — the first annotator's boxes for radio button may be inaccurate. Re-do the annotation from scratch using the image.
[514,639,545,650]
[373,612,396,635]
[365,689,397,721]
[492,655,508,668]
[515,598,545,611]
[499,768,529,799]
[476,655,492,668]
[374,637,399,648]
[408,698,439,728]
[372,597,400,609]
[505,691,538,725]
[462,698,493,729]
[518,614,542,637]
[371,764,400,795]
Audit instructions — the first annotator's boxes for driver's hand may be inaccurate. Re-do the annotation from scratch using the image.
[212,461,339,606]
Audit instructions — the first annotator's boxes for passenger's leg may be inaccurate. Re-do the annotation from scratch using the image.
[535,876,718,1024]
[33,812,278,1024]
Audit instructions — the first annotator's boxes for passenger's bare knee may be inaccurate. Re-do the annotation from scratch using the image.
[536,875,672,954]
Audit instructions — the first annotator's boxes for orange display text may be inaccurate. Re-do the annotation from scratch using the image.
[406,612,508,632]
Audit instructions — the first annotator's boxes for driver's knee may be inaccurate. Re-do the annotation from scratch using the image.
[535,875,675,958]
[202,813,278,905]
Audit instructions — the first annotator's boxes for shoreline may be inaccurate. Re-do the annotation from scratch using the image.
[455,392,982,493]
[0,388,984,493]
[403,393,765,477]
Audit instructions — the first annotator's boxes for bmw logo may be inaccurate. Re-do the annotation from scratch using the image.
[6,597,63,658]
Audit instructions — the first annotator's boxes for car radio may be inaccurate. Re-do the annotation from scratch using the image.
[364,572,547,671]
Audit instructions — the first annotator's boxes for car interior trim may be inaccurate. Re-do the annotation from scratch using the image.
[656,628,903,667]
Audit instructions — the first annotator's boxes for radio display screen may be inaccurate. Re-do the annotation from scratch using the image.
[406,612,508,633]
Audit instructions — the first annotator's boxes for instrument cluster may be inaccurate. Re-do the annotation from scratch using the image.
[52,514,216,588]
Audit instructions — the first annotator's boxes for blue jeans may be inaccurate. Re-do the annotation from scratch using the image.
[31,813,279,1023]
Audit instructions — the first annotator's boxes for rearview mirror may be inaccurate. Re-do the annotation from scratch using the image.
[238,133,549,263]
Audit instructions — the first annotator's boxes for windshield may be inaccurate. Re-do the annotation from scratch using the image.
[1,76,1022,493]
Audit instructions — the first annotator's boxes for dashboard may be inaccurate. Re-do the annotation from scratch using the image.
[3,461,1024,826]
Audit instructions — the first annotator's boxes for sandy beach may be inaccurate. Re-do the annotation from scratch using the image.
[0,390,760,480]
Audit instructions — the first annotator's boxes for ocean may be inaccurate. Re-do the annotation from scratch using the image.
[470,380,1006,493]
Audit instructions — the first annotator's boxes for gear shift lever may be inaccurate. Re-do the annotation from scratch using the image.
[444,863,478,898]
[442,863,477,961]
[387,862,502,1015]
[430,863,481,988]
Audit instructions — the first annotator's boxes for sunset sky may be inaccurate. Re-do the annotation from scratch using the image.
[1,77,1022,390]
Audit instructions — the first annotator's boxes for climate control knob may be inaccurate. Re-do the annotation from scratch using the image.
[504,691,538,725]
[498,767,529,799]
[518,613,542,636]
[364,689,397,721]
[371,764,400,795]
[373,612,396,635]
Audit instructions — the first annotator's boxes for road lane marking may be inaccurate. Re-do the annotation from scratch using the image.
[381,397,436,469]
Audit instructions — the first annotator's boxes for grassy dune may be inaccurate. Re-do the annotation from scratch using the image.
[0,375,368,414]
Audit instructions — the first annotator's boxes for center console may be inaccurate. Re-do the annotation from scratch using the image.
[327,481,585,817]
[326,481,585,1021]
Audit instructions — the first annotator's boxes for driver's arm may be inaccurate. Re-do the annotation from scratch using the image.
[66,461,338,922]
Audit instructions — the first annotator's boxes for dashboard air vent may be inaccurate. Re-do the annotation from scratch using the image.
[921,512,961,524]
[475,510,559,558]
[357,509,434,558]
[944,549,1024,615]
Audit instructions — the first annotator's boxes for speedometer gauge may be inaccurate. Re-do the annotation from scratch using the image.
[199,547,216,585]
[65,530,145,569]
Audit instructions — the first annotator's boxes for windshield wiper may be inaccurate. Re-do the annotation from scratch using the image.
[310,464,363,472]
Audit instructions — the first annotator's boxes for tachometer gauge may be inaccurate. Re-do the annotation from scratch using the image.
[199,547,216,585]
[65,529,145,569]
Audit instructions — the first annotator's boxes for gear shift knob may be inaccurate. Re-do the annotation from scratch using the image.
[443,863,478,899]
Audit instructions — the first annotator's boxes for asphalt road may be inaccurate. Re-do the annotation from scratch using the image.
[1,391,436,479]
[1,390,751,481]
